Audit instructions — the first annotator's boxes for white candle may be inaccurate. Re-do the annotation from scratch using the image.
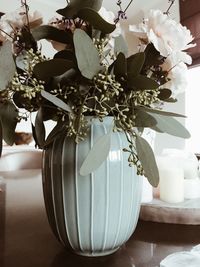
[159,168,184,203]
[184,178,200,199]
[141,176,153,203]
[184,160,198,179]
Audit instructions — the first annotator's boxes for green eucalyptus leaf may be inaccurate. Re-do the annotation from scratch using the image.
[0,101,18,145]
[78,8,116,34]
[158,88,172,100]
[74,29,101,79]
[41,90,72,113]
[0,41,16,91]
[127,52,145,76]
[32,25,73,44]
[135,134,159,187]
[57,0,103,18]
[35,108,45,148]
[80,131,112,176]
[164,97,177,103]
[128,74,159,90]
[114,35,128,56]
[135,110,157,127]
[150,125,164,133]
[139,107,186,118]
[20,27,37,51]
[54,50,76,62]
[151,113,190,138]
[33,59,75,83]
[53,68,76,87]
[114,52,127,79]
[144,43,164,66]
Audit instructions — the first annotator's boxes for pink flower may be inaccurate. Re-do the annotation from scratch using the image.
[161,54,189,95]
[129,9,195,57]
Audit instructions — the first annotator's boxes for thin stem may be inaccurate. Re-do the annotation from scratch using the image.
[164,0,175,15]
[0,28,14,40]
[21,0,30,31]
[167,61,182,73]
[117,0,123,12]
[115,0,134,23]
[124,0,134,13]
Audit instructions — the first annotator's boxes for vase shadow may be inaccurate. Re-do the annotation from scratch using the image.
[51,246,135,267]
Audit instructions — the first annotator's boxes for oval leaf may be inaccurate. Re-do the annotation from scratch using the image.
[158,88,172,100]
[35,108,45,148]
[138,107,186,118]
[80,132,112,176]
[57,0,103,18]
[78,8,116,34]
[0,101,18,145]
[41,90,72,113]
[0,41,16,91]
[164,97,177,103]
[74,29,101,79]
[114,52,127,79]
[135,134,159,187]
[32,25,73,44]
[151,114,191,139]
[52,68,76,87]
[135,110,157,128]
[127,52,145,76]
[114,35,128,57]
[128,75,159,90]
[33,59,74,82]
[54,50,76,62]
[144,43,164,66]
[150,125,164,133]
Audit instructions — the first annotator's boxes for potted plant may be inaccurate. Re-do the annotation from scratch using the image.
[0,0,194,256]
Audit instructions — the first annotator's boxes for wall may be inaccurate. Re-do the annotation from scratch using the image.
[0,0,185,154]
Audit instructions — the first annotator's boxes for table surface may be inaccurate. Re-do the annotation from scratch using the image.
[1,170,200,267]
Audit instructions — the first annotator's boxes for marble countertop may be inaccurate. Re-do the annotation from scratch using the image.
[1,170,200,267]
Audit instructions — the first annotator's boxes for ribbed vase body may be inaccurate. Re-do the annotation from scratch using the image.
[42,118,142,256]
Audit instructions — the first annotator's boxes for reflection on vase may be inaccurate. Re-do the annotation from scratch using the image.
[0,177,6,267]
[51,246,135,267]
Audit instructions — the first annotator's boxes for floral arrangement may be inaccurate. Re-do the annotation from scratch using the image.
[0,0,194,186]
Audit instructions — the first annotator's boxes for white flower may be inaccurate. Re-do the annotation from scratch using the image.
[129,9,195,57]
[162,54,189,95]
[98,7,121,38]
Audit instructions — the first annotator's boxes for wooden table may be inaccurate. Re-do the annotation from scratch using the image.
[1,170,200,267]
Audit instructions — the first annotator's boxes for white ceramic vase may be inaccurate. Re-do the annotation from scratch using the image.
[42,117,142,256]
